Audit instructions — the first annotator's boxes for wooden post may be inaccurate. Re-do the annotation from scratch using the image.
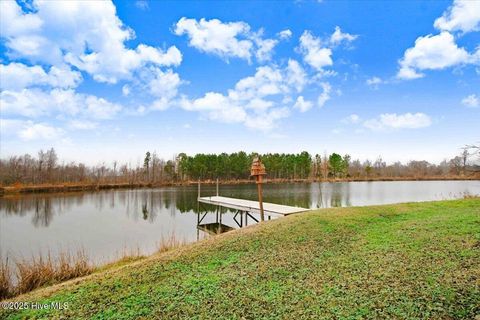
[250,157,266,222]
[197,181,200,223]
[216,178,219,196]
[257,175,264,222]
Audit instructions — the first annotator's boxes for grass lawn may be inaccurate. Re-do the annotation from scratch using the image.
[1,199,479,319]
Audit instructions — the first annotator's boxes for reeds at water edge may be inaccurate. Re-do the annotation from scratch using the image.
[0,250,92,300]
[0,232,188,300]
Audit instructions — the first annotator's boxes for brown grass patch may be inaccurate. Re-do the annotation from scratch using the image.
[0,257,13,300]
[156,233,185,253]
[15,250,92,295]
[0,250,92,300]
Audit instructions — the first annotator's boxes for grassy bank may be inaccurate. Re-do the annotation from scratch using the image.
[1,199,479,319]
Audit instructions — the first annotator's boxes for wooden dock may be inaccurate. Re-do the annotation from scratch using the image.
[198,196,309,217]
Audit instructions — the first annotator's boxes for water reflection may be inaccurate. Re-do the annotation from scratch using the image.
[1,181,479,228]
[1,181,479,265]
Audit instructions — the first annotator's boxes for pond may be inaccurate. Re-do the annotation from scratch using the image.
[1,181,479,265]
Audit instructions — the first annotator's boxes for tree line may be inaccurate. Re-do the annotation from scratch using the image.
[0,146,479,186]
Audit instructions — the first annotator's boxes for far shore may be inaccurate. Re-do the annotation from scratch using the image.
[1,175,479,196]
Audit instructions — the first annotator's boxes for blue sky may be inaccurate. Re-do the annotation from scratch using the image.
[0,0,479,165]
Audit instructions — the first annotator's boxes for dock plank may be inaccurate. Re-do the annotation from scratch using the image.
[198,196,309,216]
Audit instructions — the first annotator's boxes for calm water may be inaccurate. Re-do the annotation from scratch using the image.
[1,181,479,264]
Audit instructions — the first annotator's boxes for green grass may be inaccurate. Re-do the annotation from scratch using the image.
[1,199,479,319]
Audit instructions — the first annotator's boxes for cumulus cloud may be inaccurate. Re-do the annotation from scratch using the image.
[174,17,286,63]
[146,68,182,99]
[285,59,308,92]
[253,36,279,62]
[0,0,184,142]
[363,113,432,131]
[174,18,252,60]
[317,82,331,107]
[1,119,65,141]
[0,88,122,119]
[462,94,479,108]
[0,0,182,83]
[180,62,314,131]
[330,26,358,46]
[397,32,473,79]
[293,96,313,112]
[298,31,333,70]
[434,0,480,33]
[397,0,480,80]
[298,27,357,71]
[0,63,82,90]
[278,29,292,40]
[19,123,65,141]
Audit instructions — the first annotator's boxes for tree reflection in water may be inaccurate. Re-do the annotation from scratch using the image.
[0,184,320,227]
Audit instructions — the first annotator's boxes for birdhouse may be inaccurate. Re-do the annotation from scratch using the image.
[250,157,266,177]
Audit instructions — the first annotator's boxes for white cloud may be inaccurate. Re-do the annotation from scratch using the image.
[1,88,54,117]
[0,63,82,90]
[19,123,64,141]
[285,59,308,92]
[366,76,383,89]
[180,62,313,131]
[461,94,479,108]
[363,113,432,131]
[298,27,357,71]
[0,0,186,136]
[330,26,358,46]
[293,96,313,112]
[298,31,333,70]
[397,0,480,80]
[174,17,285,63]
[0,119,65,141]
[146,68,182,99]
[342,114,361,124]
[397,67,424,80]
[0,0,181,84]
[253,36,278,62]
[84,95,122,119]
[181,92,247,123]
[434,0,480,33]
[174,17,253,61]
[0,88,122,119]
[244,107,290,131]
[230,65,285,101]
[278,29,292,40]
[397,32,474,79]
[317,82,331,107]
[0,2,43,41]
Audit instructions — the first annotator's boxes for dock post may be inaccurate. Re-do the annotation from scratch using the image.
[197,181,201,200]
[250,157,266,222]
[257,175,265,222]
[196,181,200,221]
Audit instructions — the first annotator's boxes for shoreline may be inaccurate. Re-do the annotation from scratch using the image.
[1,175,479,196]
